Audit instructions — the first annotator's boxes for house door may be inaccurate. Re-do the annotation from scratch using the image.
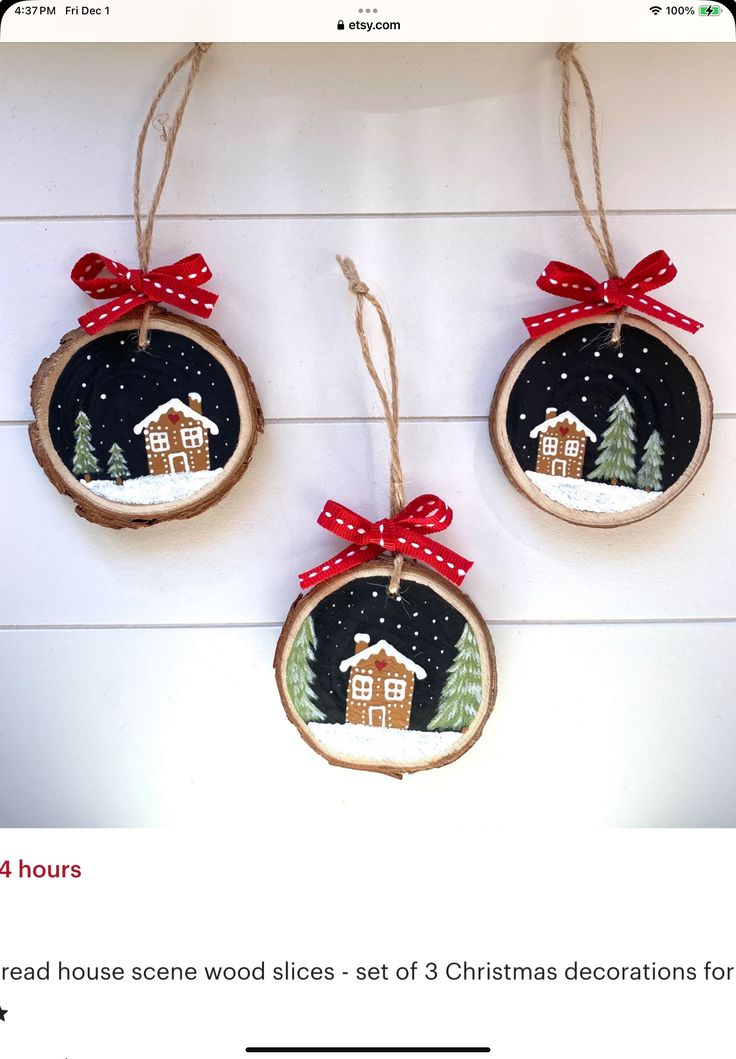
[551,458,568,477]
[368,705,386,727]
[168,452,190,474]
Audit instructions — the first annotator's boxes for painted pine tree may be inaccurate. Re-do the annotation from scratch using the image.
[107,442,130,486]
[636,430,665,492]
[428,622,482,732]
[72,410,100,481]
[286,616,325,722]
[588,394,637,486]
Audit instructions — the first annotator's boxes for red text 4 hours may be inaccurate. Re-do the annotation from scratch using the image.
[0,860,82,879]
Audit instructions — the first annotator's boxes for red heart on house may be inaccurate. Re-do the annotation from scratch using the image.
[375,660,387,670]
[168,413,180,423]
[559,426,569,435]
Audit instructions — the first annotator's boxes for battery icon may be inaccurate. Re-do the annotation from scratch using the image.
[699,4,721,12]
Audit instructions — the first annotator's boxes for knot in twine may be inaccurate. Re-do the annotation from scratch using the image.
[337,255,370,296]
[556,42,576,63]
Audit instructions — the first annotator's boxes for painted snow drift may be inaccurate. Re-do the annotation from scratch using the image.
[48,327,241,506]
[505,322,702,514]
[285,575,484,769]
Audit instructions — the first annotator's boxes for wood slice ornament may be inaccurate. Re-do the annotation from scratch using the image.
[275,258,496,778]
[490,46,712,528]
[28,45,262,529]
[30,307,262,529]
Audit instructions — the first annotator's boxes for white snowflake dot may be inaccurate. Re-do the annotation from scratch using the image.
[561,373,568,380]
[100,394,107,399]
[519,414,526,420]
[372,591,378,597]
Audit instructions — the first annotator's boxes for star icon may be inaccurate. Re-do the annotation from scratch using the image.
[0,1006,7,1021]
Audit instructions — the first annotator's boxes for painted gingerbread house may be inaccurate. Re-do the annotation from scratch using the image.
[529,406,596,479]
[339,633,427,729]
[133,392,219,476]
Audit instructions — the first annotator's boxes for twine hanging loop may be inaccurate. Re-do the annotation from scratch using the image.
[133,42,212,348]
[297,257,474,595]
[336,255,405,591]
[70,43,214,347]
[521,45,702,343]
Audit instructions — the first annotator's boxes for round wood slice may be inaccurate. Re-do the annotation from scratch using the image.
[29,307,263,529]
[489,313,713,528]
[274,558,497,778]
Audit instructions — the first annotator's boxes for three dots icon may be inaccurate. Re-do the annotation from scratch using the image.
[337,7,380,28]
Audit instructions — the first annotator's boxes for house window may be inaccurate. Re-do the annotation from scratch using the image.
[181,426,204,449]
[149,431,169,452]
[542,436,558,456]
[564,439,580,457]
[352,675,373,700]
[384,678,407,701]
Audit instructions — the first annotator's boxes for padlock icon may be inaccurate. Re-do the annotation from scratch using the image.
[337,18,345,29]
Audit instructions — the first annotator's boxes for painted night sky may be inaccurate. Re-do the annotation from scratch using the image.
[301,574,470,731]
[505,322,701,487]
[48,327,241,480]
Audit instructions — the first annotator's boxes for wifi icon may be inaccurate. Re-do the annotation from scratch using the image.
[650,4,662,11]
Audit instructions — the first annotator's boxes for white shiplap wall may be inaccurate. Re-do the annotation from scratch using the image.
[1,43,734,826]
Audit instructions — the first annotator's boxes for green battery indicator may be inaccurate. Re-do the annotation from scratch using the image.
[699,3,721,12]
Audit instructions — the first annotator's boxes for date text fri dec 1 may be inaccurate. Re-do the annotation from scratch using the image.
[10,6,111,16]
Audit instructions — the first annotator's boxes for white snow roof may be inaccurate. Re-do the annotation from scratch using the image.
[339,638,427,679]
[133,397,219,435]
[529,410,596,442]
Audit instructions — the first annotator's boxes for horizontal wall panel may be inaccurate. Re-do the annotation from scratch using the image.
[0,44,734,218]
[0,418,733,627]
[1,622,734,827]
[0,212,730,423]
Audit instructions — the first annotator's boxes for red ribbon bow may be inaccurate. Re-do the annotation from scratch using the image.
[522,250,703,338]
[71,252,219,336]
[298,494,473,590]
